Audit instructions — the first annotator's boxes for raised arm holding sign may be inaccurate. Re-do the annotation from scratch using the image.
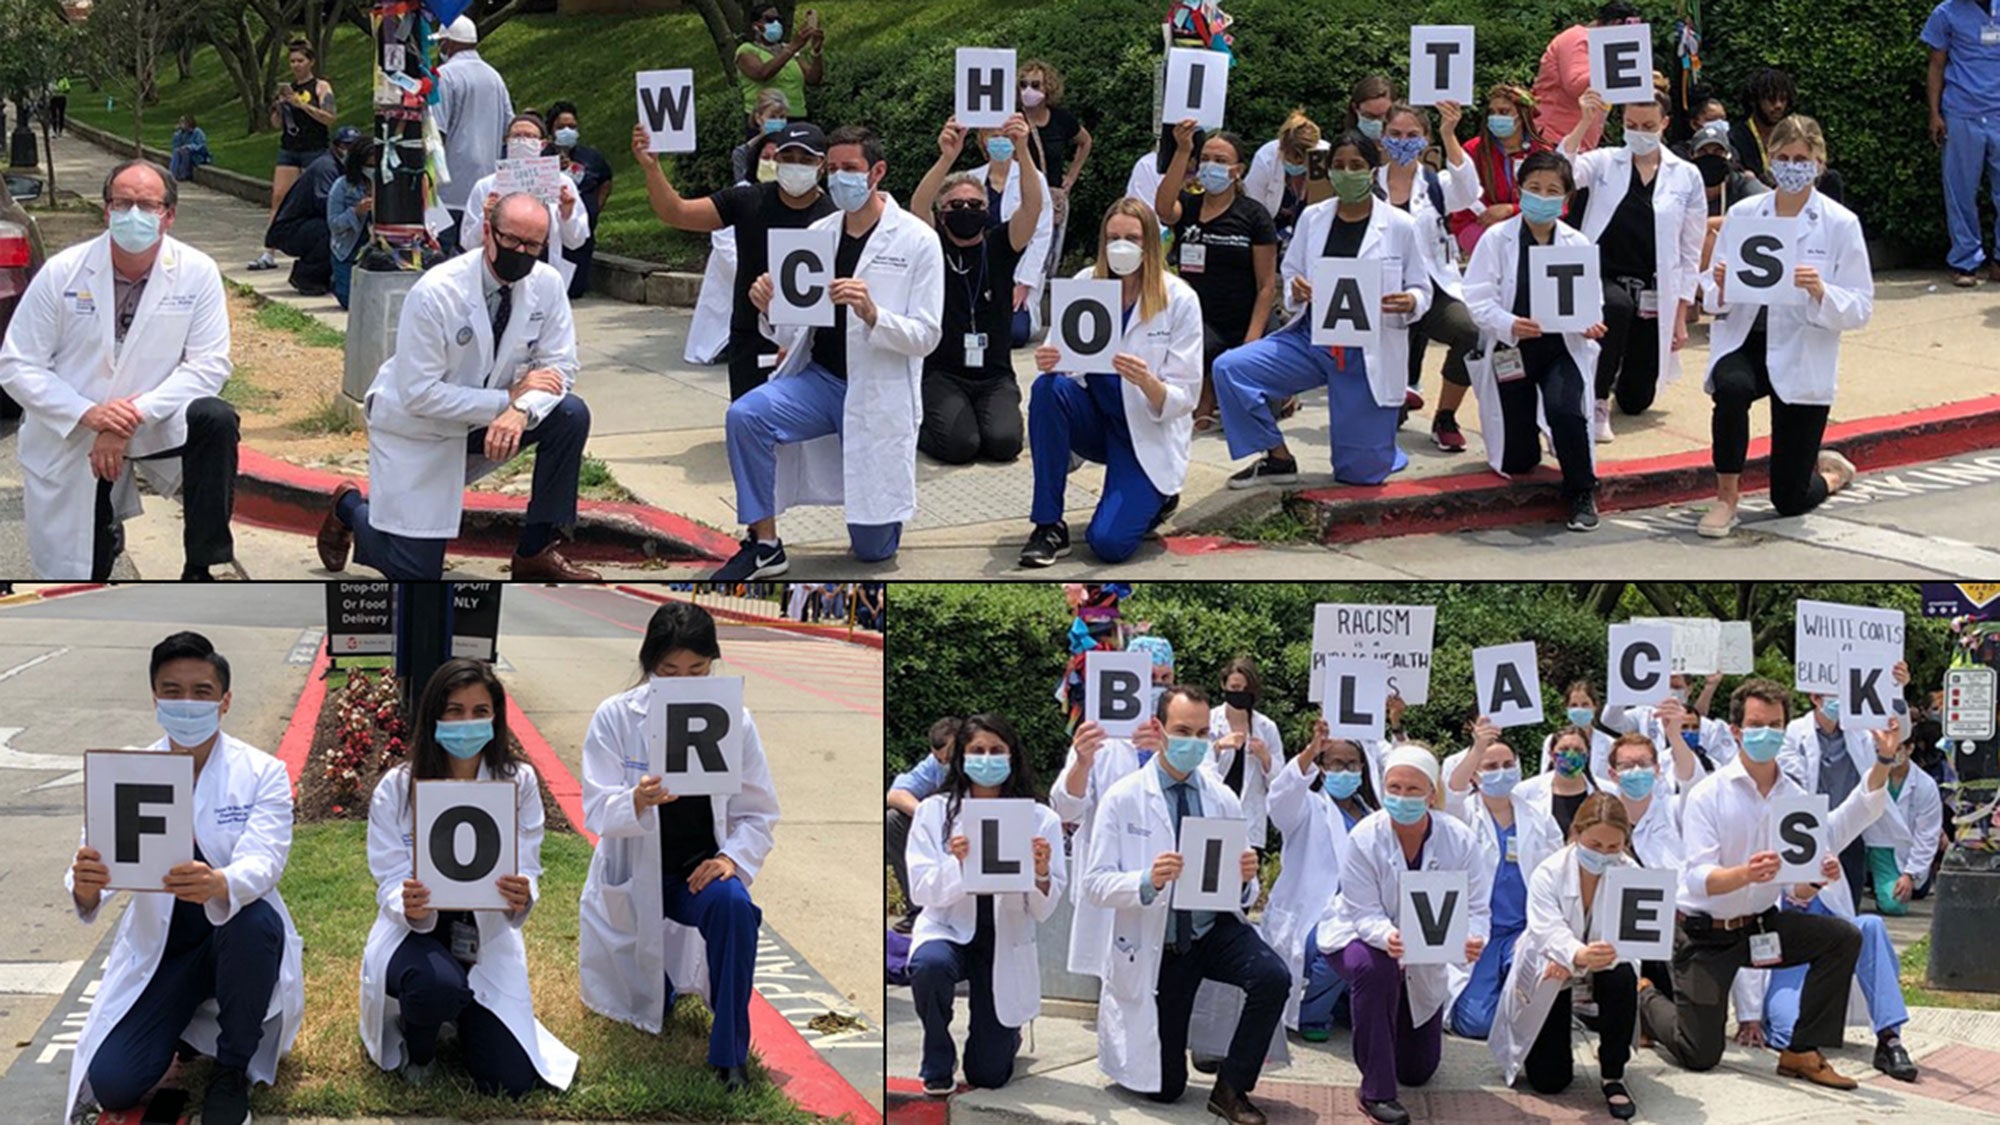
[1083,650,1153,738]
[955,48,1017,129]
[767,228,839,328]
[1606,623,1674,708]
[1587,25,1654,105]
[413,779,518,910]
[1472,642,1544,728]
[1163,47,1228,130]
[959,798,1037,894]
[1050,278,1125,374]
[648,675,747,796]
[637,69,697,154]
[1171,815,1250,913]
[85,750,195,892]
[1409,26,1476,106]
[1528,244,1603,334]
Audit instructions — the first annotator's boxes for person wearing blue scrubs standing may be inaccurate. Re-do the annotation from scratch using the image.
[1211,131,1432,490]
[1925,0,2000,286]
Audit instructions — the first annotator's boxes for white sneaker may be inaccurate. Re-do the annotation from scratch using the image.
[1819,449,1858,493]
[1594,399,1614,444]
[1697,504,1739,538]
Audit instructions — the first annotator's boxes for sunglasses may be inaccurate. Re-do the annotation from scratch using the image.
[942,199,986,212]
[1020,80,1043,90]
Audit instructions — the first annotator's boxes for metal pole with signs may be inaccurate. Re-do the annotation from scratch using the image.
[451,583,503,662]
[1920,587,2000,994]
[326,582,398,669]
[1946,667,1998,744]
[396,584,454,715]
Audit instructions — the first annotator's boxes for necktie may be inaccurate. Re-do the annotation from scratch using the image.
[491,283,513,344]
[1169,780,1192,955]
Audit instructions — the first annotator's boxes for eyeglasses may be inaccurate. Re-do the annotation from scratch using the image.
[107,199,168,215]
[941,199,985,212]
[493,229,547,257]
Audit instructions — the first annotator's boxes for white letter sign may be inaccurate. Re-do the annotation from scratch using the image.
[1050,278,1125,375]
[1172,815,1249,914]
[648,675,746,796]
[767,228,838,328]
[1839,650,1900,733]
[955,48,1017,129]
[959,798,1037,894]
[1529,243,1602,334]
[1399,870,1471,965]
[1163,47,1229,130]
[1771,793,1831,884]
[413,779,517,910]
[1320,653,1390,743]
[1311,256,1382,350]
[1472,641,1543,728]
[1308,603,1437,704]
[1409,26,1475,107]
[1601,864,1677,961]
[86,750,194,892]
[1794,599,1904,695]
[637,69,697,154]
[1606,623,1674,708]
[1588,24,1655,105]
[1084,650,1153,738]
[1722,217,1803,308]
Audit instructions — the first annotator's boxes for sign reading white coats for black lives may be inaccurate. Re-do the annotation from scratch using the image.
[1472,641,1543,727]
[414,779,517,910]
[1794,598,1905,695]
[1083,650,1153,738]
[1309,603,1437,704]
[1399,870,1470,965]
[1320,653,1390,742]
[1311,257,1382,351]
[327,581,394,656]
[648,675,747,796]
[1602,865,1677,961]
[1529,244,1602,334]
[1171,815,1248,914]
[958,798,1037,894]
[1605,622,1674,708]
[1632,616,1722,675]
[637,69,697,153]
[1587,24,1654,104]
[1771,793,1831,883]
[1839,649,1902,732]
[954,48,1016,129]
[1408,26,1475,107]
[1050,278,1124,375]
[767,228,839,328]
[1163,47,1228,130]
[1721,217,1803,308]
[85,750,194,892]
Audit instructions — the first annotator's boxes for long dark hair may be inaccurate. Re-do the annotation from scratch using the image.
[634,601,722,686]
[406,658,519,801]
[940,713,1042,845]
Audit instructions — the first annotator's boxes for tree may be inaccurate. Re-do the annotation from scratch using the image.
[0,0,86,195]
[84,0,204,155]
[689,0,797,82]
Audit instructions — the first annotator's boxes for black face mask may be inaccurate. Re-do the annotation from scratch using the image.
[1695,153,1731,189]
[1224,689,1255,711]
[491,242,537,284]
[941,207,989,240]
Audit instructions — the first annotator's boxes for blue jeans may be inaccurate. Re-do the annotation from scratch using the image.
[724,363,904,560]
[385,926,539,1097]
[1211,318,1409,483]
[909,936,1019,1089]
[1944,112,2000,273]
[1026,371,1167,564]
[332,255,355,309]
[663,876,762,1068]
[1762,899,1906,1048]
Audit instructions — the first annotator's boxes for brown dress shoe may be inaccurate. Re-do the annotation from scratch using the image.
[511,542,601,581]
[318,481,359,572]
[1206,1078,1266,1125]
[1776,1049,1857,1089]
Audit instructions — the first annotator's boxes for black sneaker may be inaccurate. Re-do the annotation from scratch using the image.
[1567,491,1600,532]
[202,1065,252,1125]
[1146,493,1181,535]
[1227,455,1299,490]
[1018,521,1071,567]
[709,537,788,580]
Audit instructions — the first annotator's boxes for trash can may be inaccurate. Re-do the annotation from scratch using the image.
[342,264,418,409]
[1926,847,2000,993]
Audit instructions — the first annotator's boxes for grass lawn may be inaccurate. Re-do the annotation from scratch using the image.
[220,820,827,1122]
[1898,934,2000,1012]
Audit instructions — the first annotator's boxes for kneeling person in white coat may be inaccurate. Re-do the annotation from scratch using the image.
[0,160,237,580]
[317,191,600,582]
[360,659,577,1095]
[1084,685,1289,1125]
[577,602,781,1092]
[906,714,1065,1095]
[720,124,944,577]
[65,632,304,1125]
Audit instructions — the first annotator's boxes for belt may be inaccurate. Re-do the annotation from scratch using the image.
[1678,908,1772,932]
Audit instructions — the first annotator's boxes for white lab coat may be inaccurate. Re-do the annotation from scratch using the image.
[576,684,781,1032]
[63,734,304,1123]
[1048,267,1203,497]
[969,161,1055,297]
[1243,138,1327,222]
[686,224,738,365]
[1260,756,1361,1029]
[1124,152,1165,207]
[0,233,231,578]
[361,249,578,540]
[760,194,943,528]
[1862,766,1943,881]
[432,50,514,211]
[1605,702,1740,775]
[1319,808,1493,1029]
[458,174,593,290]
[1703,189,1873,406]
[906,795,1065,1028]
[1280,198,1433,409]
[1625,787,1689,870]
[1440,780,1564,1016]
[1373,153,1483,299]
[1049,736,1145,977]
[1209,705,1283,849]
[1489,845,1642,1085]
[1777,713,1878,796]
[1462,216,1601,478]
[358,761,577,1088]
[1083,762,1285,1092]
[1565,145,1706,389]
[1533,727,1620,791]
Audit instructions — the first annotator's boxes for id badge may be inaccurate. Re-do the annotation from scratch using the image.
[1983,22,2000,44]
[1637,289,1660,319]
[450,918,480,964]
[1493,345,1527,383]
[1504,834,1520,864]
[1180,242,1207,274]
[1749,930,1782,967]
[964,332,988,369]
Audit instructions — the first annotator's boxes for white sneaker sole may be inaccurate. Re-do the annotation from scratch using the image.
[1697,516,1739,539]
[1227,472,1298,491]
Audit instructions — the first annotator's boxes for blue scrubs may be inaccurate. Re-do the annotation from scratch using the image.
[909,895,1021,1089]
[724,363,906,561]
[1923,0,2000,272]
[1449,815,1526,1039]
[1210,316,1409,484]
[1026,366,1168,565]
[1762,896,1907,1047]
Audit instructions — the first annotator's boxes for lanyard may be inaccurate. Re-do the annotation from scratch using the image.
[949,238,989,315]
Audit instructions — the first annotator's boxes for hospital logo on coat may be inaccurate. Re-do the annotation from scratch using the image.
[457,326,475,346]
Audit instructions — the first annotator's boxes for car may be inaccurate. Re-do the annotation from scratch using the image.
[0,180,47,421]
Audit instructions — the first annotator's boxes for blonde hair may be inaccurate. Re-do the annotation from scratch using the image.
[1279,109,1321,156]
[1021,59,1064,105]
[1569,792,1634,845]
[1768,114,1829,164]
[753,88,791,120]
[1092,197,1169,322]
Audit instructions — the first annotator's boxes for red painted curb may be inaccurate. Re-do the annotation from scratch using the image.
[231,448,740,565]
[750,990,883,1125]
[35,583,108,599]
[1291,392,2000,543]
[276,642,332,795]
[612,585,886,650]
[885,1077,949,1124]
[505,691,592,844]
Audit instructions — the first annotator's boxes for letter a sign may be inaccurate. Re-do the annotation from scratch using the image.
[1311,256,1381,350]
[1084,650,1153,738]
[648,675,747,796]
[1472,641,1544,728]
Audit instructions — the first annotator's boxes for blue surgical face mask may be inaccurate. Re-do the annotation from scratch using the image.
[763,20,783,43]
[1683,728,1703,751]
[1487,114,1518,139]
[156,699,221,747]
[1567,706,1595,729]
[1553,746,1589,777]
[985,136,1015,163]
[553,126,579,148]
[827,169,873,212]
[1616,767,1657,800]
[1519,190,1565,226]
[1196,161,1235,194]
[1356,116,1384,140]
[1576,846,1620,875]
[1740,726,1785,762]
[1382,791,1429,825]
[435,718,493,759]
[1282,160,1308,177]
[110,207,162,254]
[1820,697,1842,721]
[1383,135,1427,167]
[1323,768,1363,799]
[1478,765,1522,797]
[761,116,787,135]
[963,753,1012,787]
[1163,735,1209,775]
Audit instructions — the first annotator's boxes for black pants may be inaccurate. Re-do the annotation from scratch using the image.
[1407,291,1478,389]
[386,928,539,1096]
[1148,914,1289,1102]
[49,96,65,133]
[1837,834,1869,909]
[287,230,332,295]
[1639,909,1860,1071]
[726,327,777,401]
[1639,959,1676,1002]
[1525,963,1636,1094]
[1496,347,1597,498]
[1596,279,1663,413]
[562,237,596,300]
[92,395,238,580]
[1709,344,1831,516]
[885,806,918,921]
[920,369,1023,464]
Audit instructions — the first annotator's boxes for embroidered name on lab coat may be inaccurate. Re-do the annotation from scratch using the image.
[212,803,253,825]
[1125,823,1152,836]
[874,255,910,271]
[159,293,199,313]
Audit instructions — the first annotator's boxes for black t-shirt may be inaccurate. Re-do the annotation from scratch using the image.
[555,144,614,225]
[1030,106,1083,183]
[1552,788,1588,840]
[809,218,878,380]
[659,795,721,885]
[1601,164,1657,282]
[1173,190,1276,344]
[1513,223,1566,370]
[280,79,329,154]
[1322,210,1368,259]
[931,224,1025,381]
[713,181,839,342]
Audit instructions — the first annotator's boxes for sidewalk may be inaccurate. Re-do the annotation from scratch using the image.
[39,130,2000,575]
